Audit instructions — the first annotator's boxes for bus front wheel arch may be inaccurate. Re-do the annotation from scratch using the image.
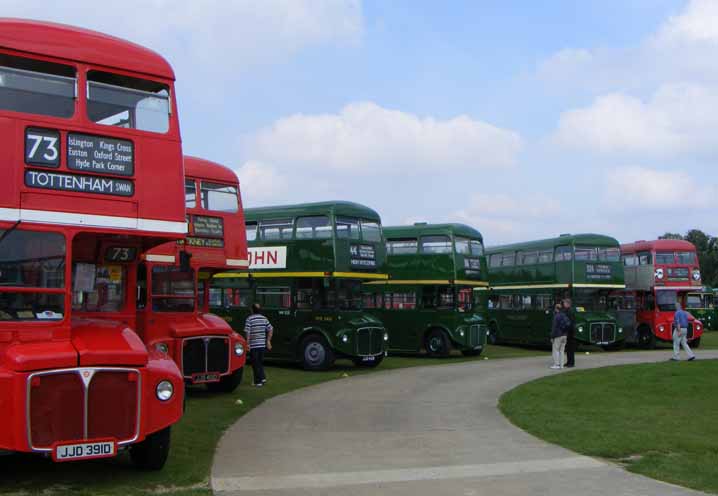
[299,334,335,371]
[424,328,451,358]
[488,322,499,345]
[130,426,171,471]
[637,325,656,349]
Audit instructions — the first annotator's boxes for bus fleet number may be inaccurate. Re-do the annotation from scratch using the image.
[25,128,61,167]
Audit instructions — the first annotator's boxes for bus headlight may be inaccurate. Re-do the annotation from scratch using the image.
[342,335,349,343]
[234,342,244,356]
[383,333,389,342]
[155,342,169,354]
[459,329,465,337]
[156,381,174,401]
[658,325,665,333]
[618,327,623,334]
[577,326,584,333]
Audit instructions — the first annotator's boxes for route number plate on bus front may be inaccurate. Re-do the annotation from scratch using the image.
[53,440,116,462]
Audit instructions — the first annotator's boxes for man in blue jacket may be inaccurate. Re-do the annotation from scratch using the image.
[672,302,696,361]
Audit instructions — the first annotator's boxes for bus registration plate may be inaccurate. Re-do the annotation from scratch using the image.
[192,372,220,383]
[53,439,116,462]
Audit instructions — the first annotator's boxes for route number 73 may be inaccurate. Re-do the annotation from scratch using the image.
[25,128,60,167]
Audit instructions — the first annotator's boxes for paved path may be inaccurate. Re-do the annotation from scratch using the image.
[212,350,718,495]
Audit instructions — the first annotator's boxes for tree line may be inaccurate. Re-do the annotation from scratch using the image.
[659,230,718,288]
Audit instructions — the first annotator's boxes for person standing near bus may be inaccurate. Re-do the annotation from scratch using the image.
[550,304,568,369]
[672,303,696,361]
[563,298,576,368]
[244,303,274,386]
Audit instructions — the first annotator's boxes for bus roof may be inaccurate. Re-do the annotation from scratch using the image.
[184,156,238,185]
[384,223,483,241]
[621,239,697,253]
[245,201,381,222]
[487,233,619,254]
[0,18,174,79]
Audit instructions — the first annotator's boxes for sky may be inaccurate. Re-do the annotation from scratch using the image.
[4,0,717,245]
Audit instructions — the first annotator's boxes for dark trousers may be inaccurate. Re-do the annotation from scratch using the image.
[250,348,266,385]
[566,335,576,366]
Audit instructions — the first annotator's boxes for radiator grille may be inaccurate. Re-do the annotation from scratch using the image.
[356,327,384,356]
[182,336,230,378]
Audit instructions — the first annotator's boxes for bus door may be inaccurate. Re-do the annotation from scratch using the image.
[527,294,553,344]
[610,291,637,343]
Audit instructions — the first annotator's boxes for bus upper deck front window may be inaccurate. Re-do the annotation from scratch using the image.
[655,252,675,264]
[360,220,382,242]
[87,71,170,133]
[0,54,75,118]
[421,235,452,254]
[455,237,470,255]
[201,182,238,212]
[677,251,696,264]
[0,229,65,321]
[151,266,195,312]
[336,217,360,240]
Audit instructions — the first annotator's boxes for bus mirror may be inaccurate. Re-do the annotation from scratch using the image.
[179,251,192,272]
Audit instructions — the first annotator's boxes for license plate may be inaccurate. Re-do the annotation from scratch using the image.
[192,372,221,383]
[360,356,376,362]
[53,440,116,462]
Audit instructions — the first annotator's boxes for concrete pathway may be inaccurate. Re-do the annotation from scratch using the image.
[212,350,718,495]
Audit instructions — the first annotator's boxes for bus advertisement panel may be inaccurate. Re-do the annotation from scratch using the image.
[363,223,489,357]
[487,234,626,348]
[211,202,389,370]
[138,157,249,393]
[0,19,185,469]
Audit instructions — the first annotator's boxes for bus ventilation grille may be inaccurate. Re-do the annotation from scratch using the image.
[357,327,384,356]
[590,323,616,345]
[182,337,230,377]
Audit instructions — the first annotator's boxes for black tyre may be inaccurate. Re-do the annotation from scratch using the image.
[207,367,243,393]
[637,326,656,349]
[488,322,498,345]
[425,328,451,357]
[691,337,701,349]
[130,427,171,471]
[353,354,384,368]
[300,334,335,371]
[461,348,483,357]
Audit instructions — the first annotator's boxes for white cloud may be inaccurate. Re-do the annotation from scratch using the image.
[451,193,561,244]
[235,161,290,205]
[553,83,718,156]
[245,101,522,172]
[656,0,718,44]
[605,166,713,210]
[1,0,363,77]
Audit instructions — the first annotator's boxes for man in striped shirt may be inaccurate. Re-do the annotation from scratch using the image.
[244,303,274,387]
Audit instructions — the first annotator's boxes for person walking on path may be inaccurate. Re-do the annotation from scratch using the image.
[563,298,576,368]
[244,303,274,387]
[550,303,569,369]
[672,302,696,361]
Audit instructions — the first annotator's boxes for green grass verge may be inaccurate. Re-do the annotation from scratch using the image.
[500,359,718,494]
[0,344,541,496]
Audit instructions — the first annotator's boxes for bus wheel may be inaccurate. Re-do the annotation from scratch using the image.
[425,329,451,357]
[488,323,498,345]
[301,335,335,371]
[638,326,656,349]
[130,427,171,470]
[207,367,243,393]
[353,355,384,368]
[461,348,483,357]
[691,337,701,349]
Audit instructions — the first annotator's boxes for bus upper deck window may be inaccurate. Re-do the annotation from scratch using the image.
[655,252,675,264]
[470,240,483,256]
[555,246,572,261]
[677,251,696,264]
[87,71,169,133]
[259,219,293,240]
[387,239,417,255]
[185,179,197,208]
[296,216,332,239]
[360,220,382,242]
[421,235,452,254]
[455,237,470,255]
[0,54,75,118]
[336,217,360,240]
[574,247,598,261]
[201,182,238,212]
[245,222,258,241]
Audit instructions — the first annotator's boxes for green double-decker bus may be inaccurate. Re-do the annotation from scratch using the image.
[686,288,716,331]
[211,201,389,370]
[363,223,489,357]
[486,234,626,348]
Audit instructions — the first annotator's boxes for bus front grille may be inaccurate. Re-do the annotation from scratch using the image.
[182,337,230,378]
[27,368,140,450]
[356,327,383,356]
[590,323,615,344]
[469,325,482,347]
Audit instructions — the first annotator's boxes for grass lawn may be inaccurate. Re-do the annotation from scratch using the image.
[500,360,718,494]
[0,343,541,496]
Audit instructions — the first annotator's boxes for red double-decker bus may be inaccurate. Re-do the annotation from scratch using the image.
[616,239,704,348]
[0,19,186,468]
[138,156,248,392]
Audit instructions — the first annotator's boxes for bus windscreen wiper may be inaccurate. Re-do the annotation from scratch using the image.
[0,220,21,248]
